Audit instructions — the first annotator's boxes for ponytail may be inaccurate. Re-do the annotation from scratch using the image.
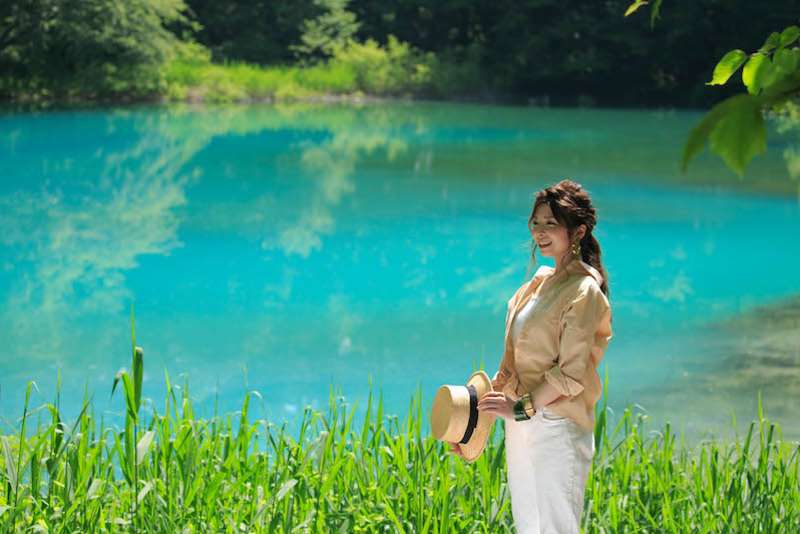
[581,232,609,296]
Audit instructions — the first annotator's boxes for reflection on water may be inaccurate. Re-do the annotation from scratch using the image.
[636,294,800,441]
[0,112,192,371]
[0,102,798,444]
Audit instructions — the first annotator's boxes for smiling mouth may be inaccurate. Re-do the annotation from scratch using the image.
[539,241,552,247]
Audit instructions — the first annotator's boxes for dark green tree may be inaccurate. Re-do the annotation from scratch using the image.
[291,0,360,62]
[348,0,800,107]
[0,0,192,100]
[183,0,316,64]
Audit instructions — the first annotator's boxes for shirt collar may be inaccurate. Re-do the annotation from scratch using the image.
[565,258,604,286]
[533,259,604,287]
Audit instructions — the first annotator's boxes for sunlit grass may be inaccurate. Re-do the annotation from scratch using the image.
[163,57,406,104]
[161,39,481,104]
[1,313,798,532]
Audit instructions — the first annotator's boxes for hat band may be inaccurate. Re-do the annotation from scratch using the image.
[458,384,479,444]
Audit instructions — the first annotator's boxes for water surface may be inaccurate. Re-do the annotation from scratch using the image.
[1,102,798,443]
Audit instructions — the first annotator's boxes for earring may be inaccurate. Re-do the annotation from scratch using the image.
[571,240,581,257]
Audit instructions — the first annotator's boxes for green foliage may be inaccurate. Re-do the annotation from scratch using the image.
[350,0,800,107]
[164,58,326,103]
[682,94,767,175]
[711,26,800,99]
[107,306,147,529]
[682,26,800,176]
[182,0,316,65]
[5,0,799,107]
[291,0,360,62]
[707,50,749,86]
[162,35,449,102]
[625,1,800,177]
[585,396,800,532]
[330,36,436,95]
[0,0,193,101]
[624,0,663,28]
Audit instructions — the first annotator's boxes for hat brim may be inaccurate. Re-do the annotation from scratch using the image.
[458,370,496,462]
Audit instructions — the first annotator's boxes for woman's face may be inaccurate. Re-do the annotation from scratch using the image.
[530,203,571,260]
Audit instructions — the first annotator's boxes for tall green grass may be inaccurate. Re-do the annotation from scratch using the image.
[1,314,798,532]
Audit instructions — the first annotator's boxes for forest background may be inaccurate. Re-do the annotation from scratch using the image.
[2,0,799,109]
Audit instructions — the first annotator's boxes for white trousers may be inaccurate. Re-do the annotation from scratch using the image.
[505,407,595,534]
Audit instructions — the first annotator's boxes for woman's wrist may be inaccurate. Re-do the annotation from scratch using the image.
[512,399,528,421]
[513,393,536,421]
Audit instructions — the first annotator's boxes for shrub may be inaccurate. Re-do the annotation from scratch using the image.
[330,36,437,95]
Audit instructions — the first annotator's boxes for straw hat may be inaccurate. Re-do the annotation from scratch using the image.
[430,370,495,462]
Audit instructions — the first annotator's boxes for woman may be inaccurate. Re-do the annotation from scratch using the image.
[450,179,612,533]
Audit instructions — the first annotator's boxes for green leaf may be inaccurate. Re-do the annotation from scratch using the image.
[382,496,406,533]
[682,104,727,172]
[707,50,747,85]
[271,478,297,505]
[320,458,345,495]
[761,66,800,99]
[779,25,800,48]
[122,373,137,422]
[755,49,800,99]
[760,32,781,53]
[136,430,155,465]
[649,0,663,28]
[137,480,154,504]
[86,478,104,499]
[682,94,766,175]
[111,368,126,398]
[774,48,799,74]
[624,0,649,17]
[1,436,17,489]
[742,54,771,95]
[708,94,766,176]
[133,346,143,413]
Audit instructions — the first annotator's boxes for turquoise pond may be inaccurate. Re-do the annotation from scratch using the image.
[1,102,799,443]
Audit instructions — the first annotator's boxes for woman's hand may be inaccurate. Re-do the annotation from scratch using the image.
[448,442,465,459]
[477,391,516,422]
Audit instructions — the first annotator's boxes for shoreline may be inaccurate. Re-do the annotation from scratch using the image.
[0,88,719,115]
[0,94,718,114]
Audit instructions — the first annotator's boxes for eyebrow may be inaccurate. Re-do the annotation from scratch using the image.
[531,217,557,223]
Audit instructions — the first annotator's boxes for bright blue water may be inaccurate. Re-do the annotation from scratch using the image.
[1,102,798,443]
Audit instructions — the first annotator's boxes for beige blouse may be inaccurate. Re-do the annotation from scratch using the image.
[492,259,612,432]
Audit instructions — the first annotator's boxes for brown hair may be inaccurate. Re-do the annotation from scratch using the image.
[528,179,609,296]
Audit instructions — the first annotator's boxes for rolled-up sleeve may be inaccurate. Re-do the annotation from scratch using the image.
[543,280,612,398]
[492,291,520,390]
[492,286,525,391]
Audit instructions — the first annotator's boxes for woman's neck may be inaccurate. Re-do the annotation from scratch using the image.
[554,253,578,273]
